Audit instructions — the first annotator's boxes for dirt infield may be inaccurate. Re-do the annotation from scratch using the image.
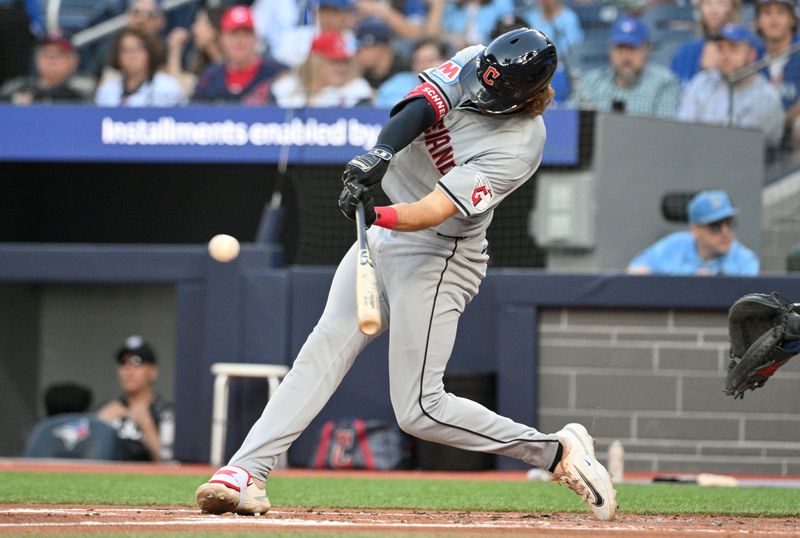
[2,459,800,536]
[2,505,800,537]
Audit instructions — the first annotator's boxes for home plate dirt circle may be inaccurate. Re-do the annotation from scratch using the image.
[1,506,799,537]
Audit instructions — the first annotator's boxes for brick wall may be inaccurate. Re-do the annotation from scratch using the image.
[537,308,800,476]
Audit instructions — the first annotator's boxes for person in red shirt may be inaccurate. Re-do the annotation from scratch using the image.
[192,5,287,104]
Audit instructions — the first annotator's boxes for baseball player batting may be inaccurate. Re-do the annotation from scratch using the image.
[196,28,617,521]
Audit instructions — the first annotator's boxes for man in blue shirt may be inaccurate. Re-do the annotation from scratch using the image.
[627,190,759,276]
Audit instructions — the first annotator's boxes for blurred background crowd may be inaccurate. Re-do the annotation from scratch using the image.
[2,0,800,154]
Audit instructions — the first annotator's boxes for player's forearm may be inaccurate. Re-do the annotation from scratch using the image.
[375,189,459,231]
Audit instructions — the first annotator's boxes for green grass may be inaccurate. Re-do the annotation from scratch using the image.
[1,472,799,518]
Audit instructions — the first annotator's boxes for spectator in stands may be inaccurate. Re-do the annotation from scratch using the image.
[251,0,308,63]
[166,6,225,98]
[438,0,514,48]
[354,17,406,91]
[0,33,95,104]
[627,190,759,276]
[95,27,185,106]
[192,5,287,105]
[755,0,800,145]
[96,335,174,461]
[271,30,373,107]
[127,0,167,39]
[0,0,43,85]
[265,0,357,69]
[577,16,680,119]
[375,38,448,107]
[379,35,445,94]
[679,24,785,147]
[520,0,583,56]
[671,0,742,87]
[355,0,441,41]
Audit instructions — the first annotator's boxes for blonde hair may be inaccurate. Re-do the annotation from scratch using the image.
[298,53,361,100]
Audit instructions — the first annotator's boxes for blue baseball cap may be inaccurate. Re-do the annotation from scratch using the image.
[610,16,650,47]
[356,16,392,47]
[688,191,739,225]
[716,24,759,47]
[319,0,353,11]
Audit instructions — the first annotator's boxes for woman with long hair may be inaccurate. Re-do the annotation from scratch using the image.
[271,30,372,107]
[95,27,185,106]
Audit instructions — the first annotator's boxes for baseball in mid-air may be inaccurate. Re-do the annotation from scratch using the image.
[208,234,240,262]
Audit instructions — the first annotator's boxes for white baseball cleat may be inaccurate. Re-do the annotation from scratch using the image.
[195,465,270,515]
[552,423,617,521]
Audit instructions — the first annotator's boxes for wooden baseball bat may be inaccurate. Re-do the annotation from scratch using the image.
[355,203,382,335]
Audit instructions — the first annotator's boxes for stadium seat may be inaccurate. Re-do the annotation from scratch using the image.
[569,31,611,73]
[22,413,121,460]
[572,3,620,32]
[642,2,696,46]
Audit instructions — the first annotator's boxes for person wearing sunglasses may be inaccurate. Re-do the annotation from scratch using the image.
[627,190,759,276]
[96,335,174,461]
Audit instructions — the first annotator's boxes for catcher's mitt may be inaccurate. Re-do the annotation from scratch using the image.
[725,292,800,399]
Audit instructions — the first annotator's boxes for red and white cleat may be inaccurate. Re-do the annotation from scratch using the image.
[195,465,270,515]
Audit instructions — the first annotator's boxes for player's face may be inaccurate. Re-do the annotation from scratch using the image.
[693,217,736,257]
[221,29,258,65]
[610,44,648,82]
[36,44,78,86]
[118,34,149,77]
[700,0,736,35]
[717,40,755,75]
[757,3,796,42]
[117,355,157,394]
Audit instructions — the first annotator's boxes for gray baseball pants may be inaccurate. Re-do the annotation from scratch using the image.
[230,226,560,482]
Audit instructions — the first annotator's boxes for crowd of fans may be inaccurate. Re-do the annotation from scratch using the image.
[2,0,800,149]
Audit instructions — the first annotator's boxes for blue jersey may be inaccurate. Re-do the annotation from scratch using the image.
[758,37,800,110]
[671,37,705,88]
[627,231,759,276]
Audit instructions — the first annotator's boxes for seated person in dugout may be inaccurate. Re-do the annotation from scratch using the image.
[627,190,759,276]
[96,335,174,461]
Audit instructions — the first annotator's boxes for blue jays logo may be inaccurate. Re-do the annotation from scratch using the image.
[53,419,91,451]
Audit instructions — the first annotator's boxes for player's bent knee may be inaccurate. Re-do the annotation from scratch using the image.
[393,392,446,438]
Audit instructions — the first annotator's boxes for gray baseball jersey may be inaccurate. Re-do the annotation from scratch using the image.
[384,45,547,238]
[229,45,560,483]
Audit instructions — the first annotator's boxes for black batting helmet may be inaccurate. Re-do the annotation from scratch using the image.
[459,27,557,115]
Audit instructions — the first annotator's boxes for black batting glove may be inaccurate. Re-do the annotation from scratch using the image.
[341,144,394,189]
[338,181,376,227]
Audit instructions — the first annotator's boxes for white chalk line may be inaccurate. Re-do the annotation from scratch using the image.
[0,509,786,535]
[0,519,758,534]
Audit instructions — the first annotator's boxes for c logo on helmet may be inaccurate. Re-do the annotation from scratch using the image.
[482,66,500,86]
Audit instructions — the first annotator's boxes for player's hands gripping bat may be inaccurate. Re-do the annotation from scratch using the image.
[341,144,394,189]
[725,292,800,399]
[339,181,376,226]
[354,202,381,335]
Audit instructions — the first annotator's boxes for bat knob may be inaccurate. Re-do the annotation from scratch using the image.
[359,320,381,336]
